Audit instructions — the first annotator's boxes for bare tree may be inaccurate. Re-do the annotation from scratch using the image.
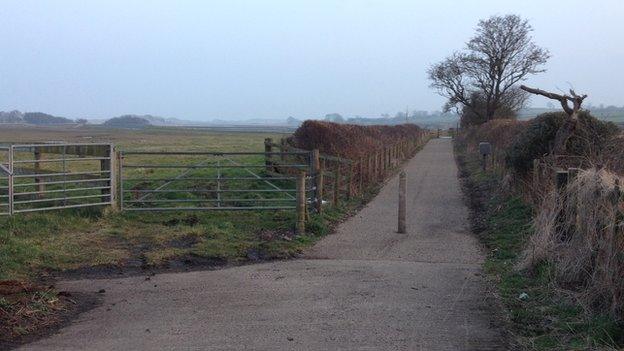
[428,14,550,124]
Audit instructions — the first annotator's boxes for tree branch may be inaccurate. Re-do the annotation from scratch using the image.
[520,85,574,116]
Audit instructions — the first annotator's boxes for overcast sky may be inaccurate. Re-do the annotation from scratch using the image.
[1,0,622,121]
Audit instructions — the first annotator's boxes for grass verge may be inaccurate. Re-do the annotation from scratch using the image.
[455,141,624,351]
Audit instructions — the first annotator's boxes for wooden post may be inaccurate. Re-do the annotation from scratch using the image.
[296,171,306,235]
[347,163,354,199]
[568,167,580,232]
[398,171,407,233]
[373,152,378,182]
[264,138,273,172]
[33,147,44,198]
[556,171,568,193]
[114,149,122,211]
[116,151,124,211]
[312,149,323,213]
[280,138,286,165]
[358,159,363,194]
[555,170,569,240]
[366,155,373,185]
[333,165,340,206]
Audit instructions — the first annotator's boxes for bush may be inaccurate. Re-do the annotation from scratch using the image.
[505,111,618,174]
[290,121,424,159]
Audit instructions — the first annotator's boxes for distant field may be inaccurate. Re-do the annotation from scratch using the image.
[0,124,290,151]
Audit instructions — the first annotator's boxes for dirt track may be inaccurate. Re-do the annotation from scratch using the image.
[19,138,505,351]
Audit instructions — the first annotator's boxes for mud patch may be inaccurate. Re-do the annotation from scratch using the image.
[0,281,99,350]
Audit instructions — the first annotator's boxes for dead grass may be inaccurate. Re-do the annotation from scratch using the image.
[523,168,624,320]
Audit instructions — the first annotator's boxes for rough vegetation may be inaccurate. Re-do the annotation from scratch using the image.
[457,110,624,349]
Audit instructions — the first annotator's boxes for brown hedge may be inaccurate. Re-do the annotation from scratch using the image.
[290,120,424,160]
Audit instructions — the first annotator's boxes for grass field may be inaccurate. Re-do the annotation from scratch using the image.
[0,125,356,281]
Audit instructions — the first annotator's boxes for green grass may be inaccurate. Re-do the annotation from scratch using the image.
[455,142,624,350]
[0,125,386,280]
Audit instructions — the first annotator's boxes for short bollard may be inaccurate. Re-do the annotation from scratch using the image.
[398,171,407,233]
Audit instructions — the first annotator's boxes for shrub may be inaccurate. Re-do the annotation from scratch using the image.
[290,121,424,160]
[505,111,618,174]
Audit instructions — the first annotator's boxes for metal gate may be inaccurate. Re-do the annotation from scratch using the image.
[119,150,313,211]
[0,143,115,215]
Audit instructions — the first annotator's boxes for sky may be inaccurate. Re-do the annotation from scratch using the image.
[1,0,623,121]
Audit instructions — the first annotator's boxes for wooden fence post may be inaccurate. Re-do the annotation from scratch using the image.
[312,149,323,213]
[358,158,363,194]
[280,138,287,165]
[264,138,273,172]
[556,171,568,193]
[373,152,378,182]
[114,149,122,211]
[347,163,354,199]
[296,171,306,235]
[568,167,580,232]
[398,171,407,233]
[110,146,119,211]
[555,170,569,239]
[333,165,340,206]
[366,155,373,185]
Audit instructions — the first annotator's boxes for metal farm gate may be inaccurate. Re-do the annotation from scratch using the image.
[118,150,313,212]
[0,143,115,215]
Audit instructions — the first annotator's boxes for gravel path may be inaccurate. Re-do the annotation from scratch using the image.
[19,138,505,351]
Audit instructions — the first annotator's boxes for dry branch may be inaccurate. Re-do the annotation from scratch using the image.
[520,85,587,118]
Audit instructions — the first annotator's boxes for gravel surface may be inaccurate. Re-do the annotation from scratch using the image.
[19,138,505,351]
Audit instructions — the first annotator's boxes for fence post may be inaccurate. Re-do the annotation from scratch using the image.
[264,138,273,172]
[368,155,372,185]
[398,171,407,233]
[33,147,44,198]
[556,170,568,193]
[280,138,287,165]
[116,150,124,211]
[109,146,117,210]
[348,162,354,198]
[555,170,569,239]
[568,167,580,232]
[312,149,323,213]
[372,152,377,182]
[296,171,306,235]
[333,165,340,206]
[358,158,363,194]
